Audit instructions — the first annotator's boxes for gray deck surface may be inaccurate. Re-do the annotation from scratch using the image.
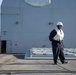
[0,54,76,75]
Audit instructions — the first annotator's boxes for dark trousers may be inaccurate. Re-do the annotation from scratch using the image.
[52,40,65,63]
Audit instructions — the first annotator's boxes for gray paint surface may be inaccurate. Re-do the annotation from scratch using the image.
[1,0,76,53]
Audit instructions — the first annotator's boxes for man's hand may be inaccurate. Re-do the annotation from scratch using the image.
[50,41,52,44]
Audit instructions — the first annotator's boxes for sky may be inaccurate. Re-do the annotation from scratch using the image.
[0,0,2,35]
[0,0,3,13]
[0,0,3,6]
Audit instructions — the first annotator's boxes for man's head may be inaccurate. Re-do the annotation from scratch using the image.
[56,22,63,30]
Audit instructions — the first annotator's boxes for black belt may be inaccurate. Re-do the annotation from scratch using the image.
[53,40,63,43]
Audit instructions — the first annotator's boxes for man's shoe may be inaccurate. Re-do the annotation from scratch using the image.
[62,61,68,64]
[54,62,57,65]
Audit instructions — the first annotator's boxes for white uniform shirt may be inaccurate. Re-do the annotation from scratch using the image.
[53,28,64,41]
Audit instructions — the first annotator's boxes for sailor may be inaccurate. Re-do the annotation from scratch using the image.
[49,22,68,64]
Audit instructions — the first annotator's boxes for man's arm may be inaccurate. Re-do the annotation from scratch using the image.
[49,29,57,42]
